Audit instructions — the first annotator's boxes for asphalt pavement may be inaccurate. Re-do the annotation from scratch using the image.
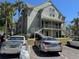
[0,46,79,59]
[0,54,19,59]
[30,46,79,59]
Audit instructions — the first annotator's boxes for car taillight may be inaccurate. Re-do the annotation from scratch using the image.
[43,42,50,45]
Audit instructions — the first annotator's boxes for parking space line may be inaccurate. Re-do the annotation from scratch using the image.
[59,52,68,59]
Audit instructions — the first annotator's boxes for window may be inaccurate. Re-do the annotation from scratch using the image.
[9,37,23,40]
[55,23,58,28]
[49,8,55,12]
[50,13,55,17]
[49,8,55,17]
[59,23,61,29]
[56,32,58,37]
[53,14,55,17]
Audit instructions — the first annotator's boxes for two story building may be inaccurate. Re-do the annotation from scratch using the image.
[16,0,65,38]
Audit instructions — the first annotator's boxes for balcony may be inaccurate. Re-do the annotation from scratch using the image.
[43,24,61,29]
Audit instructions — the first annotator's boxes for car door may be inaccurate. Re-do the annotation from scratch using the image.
[70,40,77,46]
[70,38,79,47]
[73,38,79,47]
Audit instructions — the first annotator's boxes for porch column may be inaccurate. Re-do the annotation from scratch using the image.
[58,23,59,38]
[51,21,52,37]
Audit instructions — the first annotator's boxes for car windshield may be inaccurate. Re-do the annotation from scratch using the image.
[2,41,21,47]
[9,37,24,40]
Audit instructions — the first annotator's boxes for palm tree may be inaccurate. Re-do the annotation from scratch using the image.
[0,1,20,35]
[0,2,14,34]
[71,18,79,35]
[71,18,79,27]
[0,0,27,35]
[15,0,28,34]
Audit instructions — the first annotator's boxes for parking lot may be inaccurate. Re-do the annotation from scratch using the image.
[30,46,79,59]
[0,54,19,59]
[0,45,79,59]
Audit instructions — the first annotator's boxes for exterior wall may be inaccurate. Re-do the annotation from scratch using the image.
[40,5,65,37]
[41,6,64,21]
[16,8,31,34]
[27,12,40,34]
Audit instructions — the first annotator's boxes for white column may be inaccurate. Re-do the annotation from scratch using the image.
[51,21,52,37]
[58,23,59,38]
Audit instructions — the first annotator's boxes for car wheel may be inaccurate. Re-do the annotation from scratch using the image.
[38,45,44,53]
[67,42,70,46]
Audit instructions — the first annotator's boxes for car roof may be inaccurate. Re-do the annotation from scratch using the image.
[10,35,25,38]
[43,36,52,38]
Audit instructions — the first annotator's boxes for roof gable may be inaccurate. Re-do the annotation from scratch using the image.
[34,1,64,17]
[34,2,52,11]
[51,3,64,17]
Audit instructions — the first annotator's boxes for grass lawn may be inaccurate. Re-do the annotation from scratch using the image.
[27,38,72,46]
[56,38,72,45]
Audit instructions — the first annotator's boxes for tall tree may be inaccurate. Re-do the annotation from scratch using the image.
[71,18,79,35]
[0,1,16,35]
[0,0,24,34]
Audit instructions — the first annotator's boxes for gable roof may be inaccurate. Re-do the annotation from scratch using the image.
[34,1,65,17]
[51,2,65,17]
[34,1,52,11]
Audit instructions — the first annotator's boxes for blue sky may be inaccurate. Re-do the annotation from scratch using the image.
[0,0,79,25]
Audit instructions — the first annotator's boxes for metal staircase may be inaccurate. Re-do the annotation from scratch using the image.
[63,29,74,38]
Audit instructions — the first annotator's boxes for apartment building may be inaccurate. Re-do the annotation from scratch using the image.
[16,0,65,38]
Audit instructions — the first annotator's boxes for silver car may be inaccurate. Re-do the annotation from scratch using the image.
[0,35,26,54]
[67,37,79,47]
[34,34,62,52]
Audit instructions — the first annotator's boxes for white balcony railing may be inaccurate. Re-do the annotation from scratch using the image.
[43,24,61,29]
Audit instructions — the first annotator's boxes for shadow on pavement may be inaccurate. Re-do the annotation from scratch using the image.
[0,54,19,59]
[66,45,79,50]
[32,46,60,57]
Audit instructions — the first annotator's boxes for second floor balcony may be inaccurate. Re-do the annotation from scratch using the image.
[42,21,61,29]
